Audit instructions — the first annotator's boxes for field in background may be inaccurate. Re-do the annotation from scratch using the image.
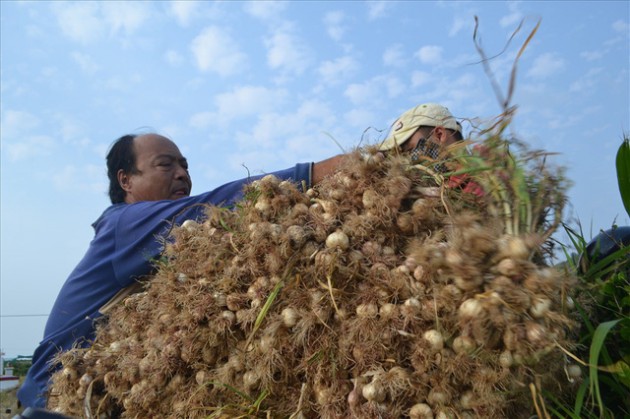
[1,379,24,419]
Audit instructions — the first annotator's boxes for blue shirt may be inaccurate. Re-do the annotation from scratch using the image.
[18,163,312,408]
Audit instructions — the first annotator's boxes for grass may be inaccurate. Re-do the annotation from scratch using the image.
[0,378,24,419]
[549,223,630,418]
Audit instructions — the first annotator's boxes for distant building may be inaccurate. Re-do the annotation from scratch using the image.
[1,351,20,391]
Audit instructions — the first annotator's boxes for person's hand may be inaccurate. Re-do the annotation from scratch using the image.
[360,150,386,165]
[448,173,485,197]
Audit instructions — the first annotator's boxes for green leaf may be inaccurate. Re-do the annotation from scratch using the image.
[616,137,630,217]
[542,388,581,419]
[250,278,284,341]
[573,378,589,418]
[583,244,630,281]
[251,388,269,410]
[589,319,621,415]
[207,381,254,403]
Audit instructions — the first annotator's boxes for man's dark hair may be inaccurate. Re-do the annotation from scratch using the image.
[106,134,138,204]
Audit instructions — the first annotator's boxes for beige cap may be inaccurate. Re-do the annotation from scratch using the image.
[379,103,461,151]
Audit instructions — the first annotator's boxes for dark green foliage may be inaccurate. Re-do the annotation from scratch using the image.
[616,137,630,218]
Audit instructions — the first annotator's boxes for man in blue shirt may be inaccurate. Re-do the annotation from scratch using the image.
[18,132,345,408]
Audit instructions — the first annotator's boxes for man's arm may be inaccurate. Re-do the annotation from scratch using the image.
[311,154,348,186]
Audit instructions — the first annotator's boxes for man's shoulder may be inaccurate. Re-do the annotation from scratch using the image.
[96,199,205,231]
[98,200,171,220]
[94,203,126,224]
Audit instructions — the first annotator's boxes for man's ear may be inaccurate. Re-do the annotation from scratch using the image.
[433,126,449,144]
[117,169,132,193]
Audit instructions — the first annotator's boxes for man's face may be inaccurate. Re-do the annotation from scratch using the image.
[120,134,192,203]
[442,128,463,147]
[403,126,462,156]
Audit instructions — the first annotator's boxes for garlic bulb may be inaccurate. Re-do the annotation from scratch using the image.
[458,298,483,318]
[281,307,299,328]
[362,381,385,402]
[423,329,444,350]
[326,230,350,250]
[409,403,433,419]
[530,297,552,318]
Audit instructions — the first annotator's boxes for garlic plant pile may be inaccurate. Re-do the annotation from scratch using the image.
[48,146,577,418]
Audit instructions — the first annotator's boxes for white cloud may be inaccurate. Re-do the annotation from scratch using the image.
[612,19,629,34]
[164,50,184,66]
[102,74,143,91]
[345,81,378,105]
[527,52,565,78]
[324,11,345,41]
[295,99,337,126]
[57,119,85,145]
[265,25,312,76]
[411,71,432,87]
[52,164,106,193]
[411,72,483,115]
[94,142,111,159]
[231,99,337,153]
[344,75,405,105]
[191,26,247,76]
[500,1,523,28]
[569,67,604,93]
[41,67,58,78]
[243,1,287,20]
[189,111,215,129]
[444,74,480,107]
[318,56,359,85]
[189,85,288,129]
[2,134,55,161]
[344,108,377,131]
[25,24,46,39]
[158,124,185,143]
[52,2,105,44]
[169,1,226,26]
[170,1,198,26]
[448,16,469,37]
[51,1,150,44]
[100,2,150,35]
[383,44,405,67]
[48,114,92,149]
[580,50,605,61]
[415,45,443,65]
[1,110,40,139]
[385,77,405,98]
[238,113,283,149]
[226,149,280,175]
[71,52,99,74]
[366,1,388,21]
[0,79,15,96]
[547,107,600,130]
[500,12,522,28]
[569,78,594,94]
[102,76,124,91]
[196,96,339,161]
[215,85,288,119]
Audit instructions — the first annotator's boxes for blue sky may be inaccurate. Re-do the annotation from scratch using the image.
[1,1,628,357]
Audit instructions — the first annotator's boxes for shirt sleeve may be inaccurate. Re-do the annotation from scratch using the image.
[206,162,313,206]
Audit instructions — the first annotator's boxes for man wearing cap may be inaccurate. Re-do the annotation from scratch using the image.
[379,103,483,197]
[378,102,463,165]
